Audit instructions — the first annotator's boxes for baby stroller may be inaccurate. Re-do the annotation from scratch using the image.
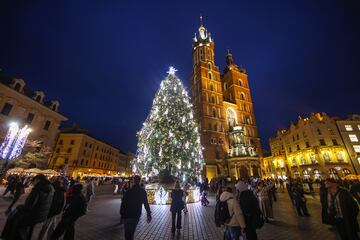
[200,191,210,206]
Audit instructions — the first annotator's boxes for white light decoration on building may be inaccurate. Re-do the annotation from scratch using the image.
[0,123,31,160]
[154,186,168,205]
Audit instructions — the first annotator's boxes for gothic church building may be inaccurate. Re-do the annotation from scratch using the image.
[191,19,263,179]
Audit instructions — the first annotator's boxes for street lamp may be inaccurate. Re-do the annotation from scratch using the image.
[0,122,32,176]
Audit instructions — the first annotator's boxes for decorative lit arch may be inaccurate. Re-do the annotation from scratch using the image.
[226,107,237,127]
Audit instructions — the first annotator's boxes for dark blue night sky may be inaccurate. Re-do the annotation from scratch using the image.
[1,0,359,153]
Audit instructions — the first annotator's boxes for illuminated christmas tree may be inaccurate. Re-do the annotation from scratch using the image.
[133,67,204,180]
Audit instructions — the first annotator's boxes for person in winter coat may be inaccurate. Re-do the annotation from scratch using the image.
[220,188,246,240]
[170,181,184,235]
[237,181,260,240]
[37,177,66,240]
[113,178,119,195]
[50,183,87,240]
[85,178,94,211]
[255,181,274,222]
[3,174,16,196]
[2,174,54,240]
[291,182,310,217]
[5,175,25,214]
[120,175,152,240]
[325,178,359,240]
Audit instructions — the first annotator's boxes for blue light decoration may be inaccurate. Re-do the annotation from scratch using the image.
[0,123,31,160]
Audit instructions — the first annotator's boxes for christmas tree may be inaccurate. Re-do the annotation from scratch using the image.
[133,67,204,179]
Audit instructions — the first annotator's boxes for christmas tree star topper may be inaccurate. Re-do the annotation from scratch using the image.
[167,66,177,76]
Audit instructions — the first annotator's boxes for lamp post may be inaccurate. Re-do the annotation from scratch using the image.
[0,122,32,178]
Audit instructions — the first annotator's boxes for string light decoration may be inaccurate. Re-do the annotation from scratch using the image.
[133,67,204,179]
[154,186,169,205]
[0,123,31,160]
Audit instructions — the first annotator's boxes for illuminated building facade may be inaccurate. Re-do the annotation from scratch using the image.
[0,72,67,149]
[190,18,262,179]
[267,113,355,179]
[336,114,360,174]
[49,126,133,178]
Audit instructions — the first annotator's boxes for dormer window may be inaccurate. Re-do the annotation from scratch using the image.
[50,100,60,112]
[11,79,25,92]
[33,91,45,103]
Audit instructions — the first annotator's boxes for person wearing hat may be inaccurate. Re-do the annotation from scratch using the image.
[325,178,359,240]
[120,175,152,240]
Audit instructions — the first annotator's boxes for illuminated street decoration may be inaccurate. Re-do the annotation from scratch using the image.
[154,186,168,205]
[0,123,31,160]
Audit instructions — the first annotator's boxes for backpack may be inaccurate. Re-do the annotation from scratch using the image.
[214,199,232,227]
[253,207,265,229]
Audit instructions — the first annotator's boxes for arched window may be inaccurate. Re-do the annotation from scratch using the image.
[14,83,21,91]
[240,92,246,101]
[210,84,214,91]
[208,72,212,80]
[36,95,42,102]
[224,83,228,90]
[200,49,204,61]
[211,95,215,104]
[212,108,216,118]
[238,79,243,86]
[214,123,217,131]
[226,108,237,127]
[208,62,212,70]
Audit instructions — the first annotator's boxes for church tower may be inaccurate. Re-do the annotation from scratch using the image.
[191,17,227,179]
[191,17,262,179]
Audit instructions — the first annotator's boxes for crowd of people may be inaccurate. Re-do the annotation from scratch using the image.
[0,174,96,240]
[1,173,360,240]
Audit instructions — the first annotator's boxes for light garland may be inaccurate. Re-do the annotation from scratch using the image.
[0,123,31,160]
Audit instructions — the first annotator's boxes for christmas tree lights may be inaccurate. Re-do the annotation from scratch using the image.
[134,67,204,179]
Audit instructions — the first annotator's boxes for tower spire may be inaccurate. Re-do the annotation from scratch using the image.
[200,14,203,27]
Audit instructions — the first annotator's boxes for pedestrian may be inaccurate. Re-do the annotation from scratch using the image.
[113,177,119,195]
[85,178,94,211]
[324,178,359,240]
[219,187,246,240]
[37,177,66,240]
[237,181,261,240]
[182,181,190,213]
[3,174,16,197]
[1,174,54,240]
[291,182,310,217]
[255,181,274,223]
[50,183,87,240]
[5,175,25,215]
[120,175,152,240]
[170,181,185,235]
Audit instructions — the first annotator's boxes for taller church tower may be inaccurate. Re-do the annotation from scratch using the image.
[191,17,263,179]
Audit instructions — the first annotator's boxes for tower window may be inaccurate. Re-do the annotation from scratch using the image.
[212,108,216,118]
[211,96,215,104]
[210,84,214,91]
[208,72,212,80]
[238,79,243,86]
[240,92,246,101]
[224,83,228,90]
[208,62,212,70]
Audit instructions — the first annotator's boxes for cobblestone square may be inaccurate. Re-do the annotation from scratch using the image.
[0,185,342,240]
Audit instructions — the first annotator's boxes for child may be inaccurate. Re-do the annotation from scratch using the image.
[200,190,209,206]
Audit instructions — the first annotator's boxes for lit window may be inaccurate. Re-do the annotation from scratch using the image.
[358,125,360,131]
[349,134,358,142]
[345,125,353,131]
[354,145,360,153]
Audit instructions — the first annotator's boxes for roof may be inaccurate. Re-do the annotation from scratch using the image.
[59,124,132,156]
[0,71,66,118]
